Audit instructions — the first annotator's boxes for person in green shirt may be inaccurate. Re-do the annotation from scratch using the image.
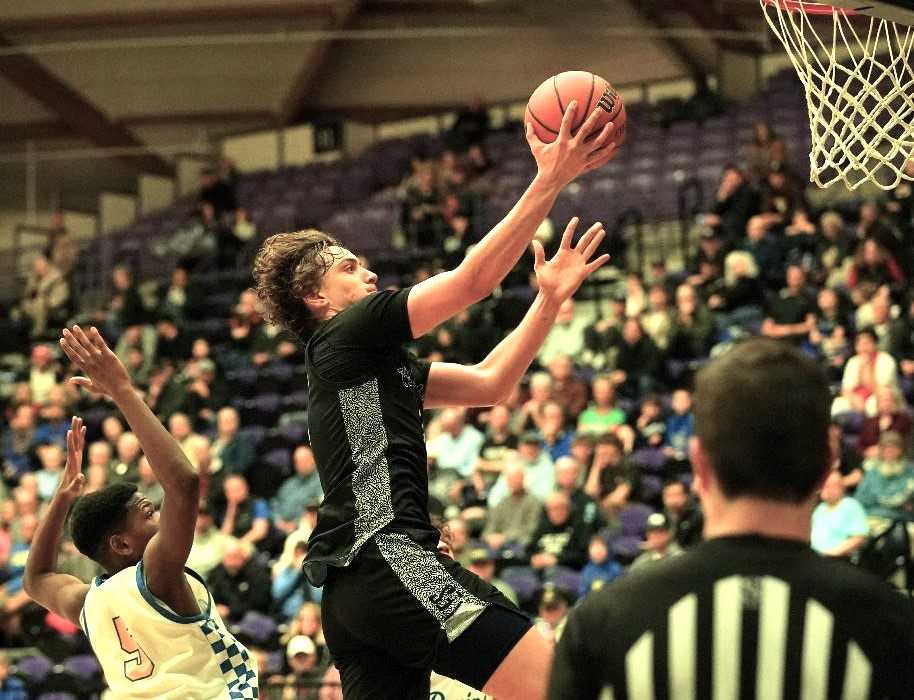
[576,375,634,451]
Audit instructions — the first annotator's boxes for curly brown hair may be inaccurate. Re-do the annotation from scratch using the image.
[252,229,340,339]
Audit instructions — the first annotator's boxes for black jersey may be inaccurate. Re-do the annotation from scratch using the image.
[550,535,914,700]
[301,287,436,586]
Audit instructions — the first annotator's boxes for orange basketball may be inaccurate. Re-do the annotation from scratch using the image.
[526,70,626,146]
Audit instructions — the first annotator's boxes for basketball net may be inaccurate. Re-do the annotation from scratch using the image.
[761,0,914,190]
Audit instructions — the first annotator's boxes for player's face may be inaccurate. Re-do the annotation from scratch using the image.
[315,246,378,314]
[119,494,160,562]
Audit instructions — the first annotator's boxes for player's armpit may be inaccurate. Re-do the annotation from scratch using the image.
[23,573,89,627]
[424,362,503,409]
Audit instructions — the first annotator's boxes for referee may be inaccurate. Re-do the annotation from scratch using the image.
[549,338,914,700]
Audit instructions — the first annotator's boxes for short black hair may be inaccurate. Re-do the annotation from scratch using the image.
[694,338,830,503]
[69,483,138,562]
[855,326,878,343]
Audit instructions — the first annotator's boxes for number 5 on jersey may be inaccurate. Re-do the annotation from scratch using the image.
[113,617,155,681]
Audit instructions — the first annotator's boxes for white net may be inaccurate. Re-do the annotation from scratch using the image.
[761,0,914,190]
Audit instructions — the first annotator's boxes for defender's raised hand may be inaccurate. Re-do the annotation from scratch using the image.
[60,326,132,399]
[532,217,610,302]
[526,102,621,188]
[58,416,86,501]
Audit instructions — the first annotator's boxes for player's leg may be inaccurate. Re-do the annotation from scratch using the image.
[333,649,430,700]
[481,625,554,698]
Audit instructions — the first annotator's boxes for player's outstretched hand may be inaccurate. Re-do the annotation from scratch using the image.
[57,416,86,501]
[60,325,132,399]
[533,217,610,302]
[526,101,621,188]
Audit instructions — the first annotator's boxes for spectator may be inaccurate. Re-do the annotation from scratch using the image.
[168,412,207,471]
[743,215,784,290]
[833,328,899,416]
[272,540,322,623]
[466,543,518,606]
[233,208,258,245]
[630,512,683,570]
[34,444,64,501]
[582,292,625,371]
[33,385,71,449]
[159,264,203,321]
[828,421,864,491]
[687,230,727,288]
[554,456,601,534]
[892,293,914,386]
[662,480,703,549]
[23,344,59,405]
[0,650,27,699]
[273,635,324,696]
[219,475,276,553]
[447,97,490,151]
[633,395,666,450]
[612,317,663,399]
[535,584,571,643]
[859,387,912,457]
[747,122,775,182]
[584,434,640,516]
[210,406,256,475]
[810,287,852,374]
[136,456,165,508]
[537,298,591,367]
[402,165,445,249]
[527,491,590,572]
[668,283,716,362]
[472,405,517,494]
[107,264,147,336]
[855,200,901,261]
[663,388,695,463]
[576,374,628,441]
[539,402,574,461]
[16,255,69,338]
[184,358,228,428]
[848,239,904,299]
[761,264,816,344]
[445,517,472,568]
[515,371,553,434]
[577,534,624,598]
[207,539,271,623]
[709,250,765,330]
[760,168,806,222]
[547,355,589,420]
[199,167,237,219]
[487,434,554,507]
[426,408,485,485]
[705,165,759,245]
[109,432,141,484]
[100,415,125,450]
[856,431,914,527]
[154,313,190,367]
[811,470,869,557]
[641,284,673,350]
[85,440,114,492]
[272,445,324,534]
[481,463,543,553]
[187,502,230,579]
[1,405,37,484]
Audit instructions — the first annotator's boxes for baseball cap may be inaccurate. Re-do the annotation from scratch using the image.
[287,635,316,658]
[519,431,541,445]
[467,543,495,565]
[645,512,671,532]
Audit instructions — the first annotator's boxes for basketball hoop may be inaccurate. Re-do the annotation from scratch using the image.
[761,0,914,190]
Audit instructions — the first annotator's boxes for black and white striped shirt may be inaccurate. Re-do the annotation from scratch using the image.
[549,535,914,700]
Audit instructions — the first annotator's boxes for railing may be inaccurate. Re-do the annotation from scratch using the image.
[676,178,704,270]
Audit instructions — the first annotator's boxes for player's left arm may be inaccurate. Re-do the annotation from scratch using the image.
[60,326,200,608]
[23,416,90,627]
[424,223,608,409]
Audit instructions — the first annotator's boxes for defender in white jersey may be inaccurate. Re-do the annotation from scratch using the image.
[24,326,258,699]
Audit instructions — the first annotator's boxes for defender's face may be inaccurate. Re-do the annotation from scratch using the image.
[314,246,378,314]
[118,494,160,562]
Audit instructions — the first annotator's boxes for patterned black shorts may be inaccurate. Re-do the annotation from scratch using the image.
[321,531,532,699]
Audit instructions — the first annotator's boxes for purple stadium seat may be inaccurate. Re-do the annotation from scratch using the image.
[499,566,542,604]
[235,611,279,647]
[630,448,668,474]
[62,655,100,680]
[618,503,655,538]
[15,655,52,684]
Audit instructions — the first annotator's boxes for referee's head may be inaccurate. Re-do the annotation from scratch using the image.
[692,338,831,506]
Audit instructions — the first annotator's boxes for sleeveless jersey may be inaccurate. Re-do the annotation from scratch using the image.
[79,562,258,699]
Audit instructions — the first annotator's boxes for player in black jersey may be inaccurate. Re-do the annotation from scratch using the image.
[253,102,621,700]
[549,338,914,700]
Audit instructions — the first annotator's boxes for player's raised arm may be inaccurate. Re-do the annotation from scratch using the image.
[424,219,609,408]
[406,103,619,338]
[60,325,201,614]
[23,416,90,627]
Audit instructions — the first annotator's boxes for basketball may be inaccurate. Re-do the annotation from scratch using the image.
[525,70,627,145]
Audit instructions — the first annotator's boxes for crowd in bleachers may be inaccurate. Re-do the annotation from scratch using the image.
[3,83,914,697]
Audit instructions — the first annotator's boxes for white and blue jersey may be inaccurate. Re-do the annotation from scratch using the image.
[79,562,258,699]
